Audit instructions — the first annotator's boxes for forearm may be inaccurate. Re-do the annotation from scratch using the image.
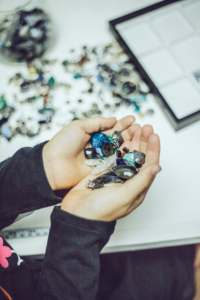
[0,142,63,230]
[35,206,116,300]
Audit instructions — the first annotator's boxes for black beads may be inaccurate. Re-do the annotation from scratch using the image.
[122,147,129,153]
[102,142,114,157]
[112,165,138,179]
[84,148,96,159]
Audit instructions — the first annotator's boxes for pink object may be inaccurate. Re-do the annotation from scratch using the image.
[0,237,12,268]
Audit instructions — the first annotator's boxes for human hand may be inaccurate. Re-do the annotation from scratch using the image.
[42,115,139,190]
[61,125,161,221]
[193,244,200,300]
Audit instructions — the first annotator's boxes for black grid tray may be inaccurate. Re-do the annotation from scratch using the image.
[109,0,200,131]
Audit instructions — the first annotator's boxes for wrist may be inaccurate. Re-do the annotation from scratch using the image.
[42,142,57,191]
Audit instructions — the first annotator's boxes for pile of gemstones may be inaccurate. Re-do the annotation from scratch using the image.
[0,43,154,141]
[84,131,145,190]
[0,8,53,63]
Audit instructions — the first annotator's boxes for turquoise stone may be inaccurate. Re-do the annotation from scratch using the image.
[74,73,82,79]
[130,94,146,103]
[134,104,140,112]
[123,153,135,166]
[48,77,55,86]
[0,98,7,110]
[107,135,114,143]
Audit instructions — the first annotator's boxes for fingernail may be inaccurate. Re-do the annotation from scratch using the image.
[151,165,162,176]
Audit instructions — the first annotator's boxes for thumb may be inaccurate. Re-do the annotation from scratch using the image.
[125,163,162,198]
[81,116,117,134]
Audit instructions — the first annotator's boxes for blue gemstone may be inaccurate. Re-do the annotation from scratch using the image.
[90,133,109,157]
[95,147,104,157]
[130,94,146,103]
[116,159,134,166]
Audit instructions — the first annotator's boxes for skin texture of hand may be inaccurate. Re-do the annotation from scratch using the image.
[193,244,200,300]
[42,115,140,190]
[61,125,161,221]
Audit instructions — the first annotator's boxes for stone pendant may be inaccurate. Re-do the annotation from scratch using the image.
[87,171,125,190]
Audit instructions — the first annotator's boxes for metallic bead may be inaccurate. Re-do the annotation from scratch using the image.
[134,152,146,164]
[112,131,124,148]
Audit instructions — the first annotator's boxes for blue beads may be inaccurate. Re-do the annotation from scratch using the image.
[90,132,109,157]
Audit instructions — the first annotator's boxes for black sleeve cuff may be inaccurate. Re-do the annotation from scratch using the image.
[31,141,63,206]
[51,206,116,235]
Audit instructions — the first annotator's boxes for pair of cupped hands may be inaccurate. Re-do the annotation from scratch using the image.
[42,115,161,222]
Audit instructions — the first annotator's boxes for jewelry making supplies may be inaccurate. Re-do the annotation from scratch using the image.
[85,134,146,189]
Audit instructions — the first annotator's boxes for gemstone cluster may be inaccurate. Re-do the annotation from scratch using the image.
[84,132,146,190]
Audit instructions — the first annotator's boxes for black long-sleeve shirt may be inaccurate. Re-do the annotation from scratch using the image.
[0,142,116,300]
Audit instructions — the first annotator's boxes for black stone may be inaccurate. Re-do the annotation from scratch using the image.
[84,147,96,159]
[102,142,115,157]
[135,162,142,168]
[123,147,129,153]
[116,150,121,158]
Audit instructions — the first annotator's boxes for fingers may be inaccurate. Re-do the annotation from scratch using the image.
[81,116,117,134]
[119,123,141,151]
[124,163,161,201]
[145,134,160,165]
[104,115,135,137]
[121,123,140,141]
[194,244,200,268]
[129,126,142,151]
[139,125,154,155]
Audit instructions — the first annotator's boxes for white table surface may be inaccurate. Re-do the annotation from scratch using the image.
[1,0,200,256]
